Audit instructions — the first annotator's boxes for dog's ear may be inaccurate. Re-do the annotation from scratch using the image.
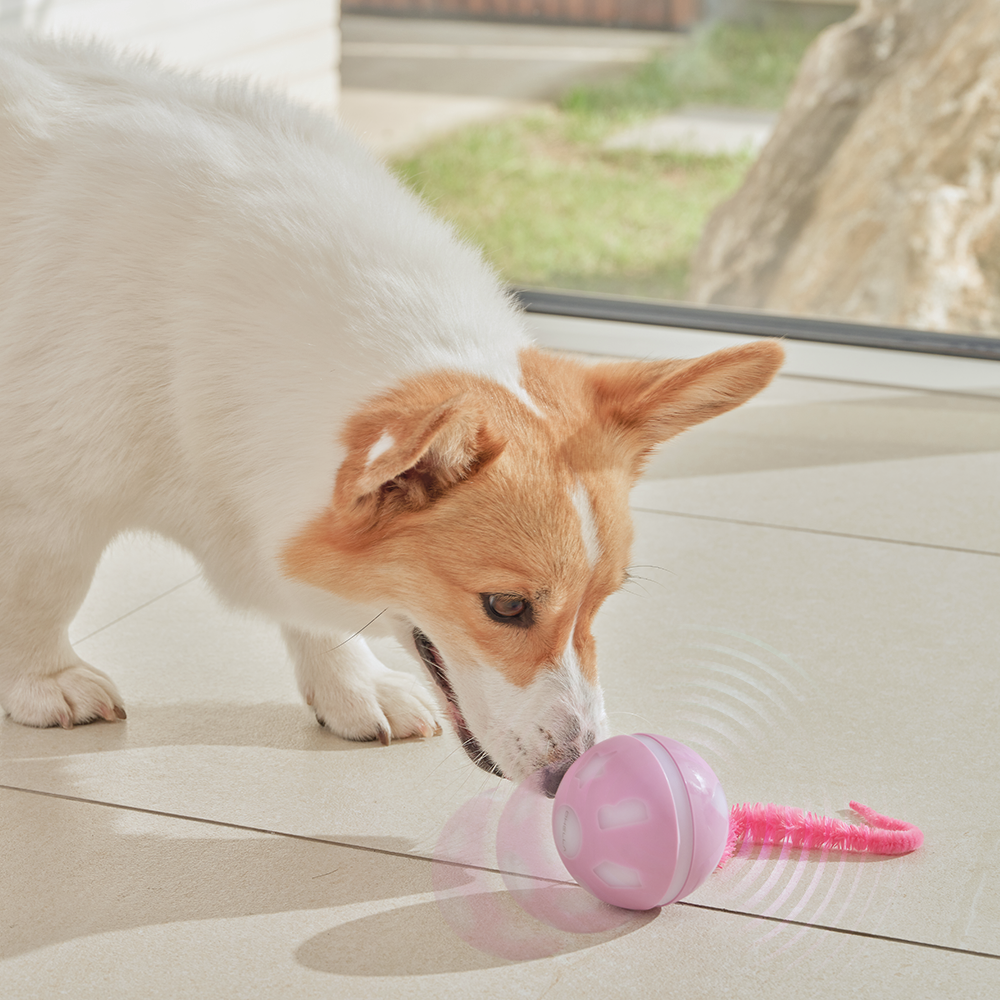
[334,393,505,532]
[588,340,784,475]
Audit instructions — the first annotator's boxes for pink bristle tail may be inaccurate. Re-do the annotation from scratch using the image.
[718,801,923,867]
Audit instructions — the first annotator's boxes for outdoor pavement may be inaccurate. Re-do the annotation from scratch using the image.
[337,15,778,158]
[603,104,778,155]
[337,14,682,155]
[3,325,998,997]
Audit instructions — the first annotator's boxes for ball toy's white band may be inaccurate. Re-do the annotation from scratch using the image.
[634,735,695,906]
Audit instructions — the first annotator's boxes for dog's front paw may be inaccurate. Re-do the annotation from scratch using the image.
[311,666,443,745]
[284,627,442,745]
[1,662,126,729]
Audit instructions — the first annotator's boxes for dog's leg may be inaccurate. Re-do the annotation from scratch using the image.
[0,521,125,728]
[282,624,442,744]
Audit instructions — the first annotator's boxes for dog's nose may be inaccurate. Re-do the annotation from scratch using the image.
[541,761,573,798]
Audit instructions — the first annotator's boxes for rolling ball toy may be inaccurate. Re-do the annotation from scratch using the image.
[551,733,924,912]
[552,734,728,910]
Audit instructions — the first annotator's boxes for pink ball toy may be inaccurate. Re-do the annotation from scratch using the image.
[552,733,730,911]
[551,733,924,912]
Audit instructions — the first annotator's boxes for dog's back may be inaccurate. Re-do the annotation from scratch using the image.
[0,36,530,602]
[0,37,538,730]
[0,38,783,775]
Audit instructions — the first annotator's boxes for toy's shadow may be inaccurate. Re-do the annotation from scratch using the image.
[4,781,655,974]
[296,891,658,974]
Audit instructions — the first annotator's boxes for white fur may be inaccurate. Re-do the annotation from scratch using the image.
[570,477,601,569]
[366,432,396,465]
[0,37,543,741]
[439,624,608,780]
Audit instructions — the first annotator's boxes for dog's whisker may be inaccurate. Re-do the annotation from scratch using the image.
[423,728,490,791]
[323,609,388,655]
[627,564,675,583]
[3,36,781,780]
[606,711,658,731]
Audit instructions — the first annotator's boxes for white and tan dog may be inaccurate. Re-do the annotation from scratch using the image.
[0,38,783,787]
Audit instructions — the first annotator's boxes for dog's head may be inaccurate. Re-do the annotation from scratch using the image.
[283,340,783,784]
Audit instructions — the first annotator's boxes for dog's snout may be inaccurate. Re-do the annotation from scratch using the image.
[541,760,573,799]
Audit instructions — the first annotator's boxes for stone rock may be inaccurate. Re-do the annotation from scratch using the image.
[688,0,1000,336]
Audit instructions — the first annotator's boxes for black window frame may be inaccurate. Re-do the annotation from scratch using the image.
[513,287,1000,362]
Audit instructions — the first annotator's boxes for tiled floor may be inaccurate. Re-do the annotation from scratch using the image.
[3,323,999,998]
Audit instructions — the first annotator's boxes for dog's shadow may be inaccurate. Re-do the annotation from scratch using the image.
[0,698,460,857]
[4,764,654,973]
[0,700,392,757]
[2,704,655,972]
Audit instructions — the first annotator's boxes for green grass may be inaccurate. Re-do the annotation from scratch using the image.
[561,21,823,125]
[395,115,752,299]
[393,21,827,299]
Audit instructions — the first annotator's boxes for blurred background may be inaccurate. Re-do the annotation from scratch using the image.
[3,0,998,350]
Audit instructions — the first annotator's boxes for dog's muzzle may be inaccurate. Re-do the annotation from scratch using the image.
[412,628,505,779]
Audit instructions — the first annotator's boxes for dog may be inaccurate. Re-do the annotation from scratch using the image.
[0,37,783,788]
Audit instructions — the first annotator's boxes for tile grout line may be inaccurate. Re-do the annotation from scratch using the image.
[73,574,203,644]
[75,504,998,648]
[0,782,562,886]
[775,372,1000,402]
[680,902,1000,963]
[540,332,1000,400]
[631,507,1000,558]
[4,782,997,962]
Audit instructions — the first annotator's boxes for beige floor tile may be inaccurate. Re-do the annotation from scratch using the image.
[632,451,1000,552]
[645,383,1000,477]
[591,511,999,957]
[4,339,999,993]
[632,384,1000,553]
[2,515,997,962]
[1,560,505,853]
[527,314,1000,394]
[2,788,996,999]
[69,533,202,643]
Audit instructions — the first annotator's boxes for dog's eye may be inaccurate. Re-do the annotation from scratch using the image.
[481,593,533,627]
[490,595,525,617]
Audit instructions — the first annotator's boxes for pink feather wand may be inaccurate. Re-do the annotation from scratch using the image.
[720,800,924,865]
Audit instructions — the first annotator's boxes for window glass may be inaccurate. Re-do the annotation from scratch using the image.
[341,1,1000,348]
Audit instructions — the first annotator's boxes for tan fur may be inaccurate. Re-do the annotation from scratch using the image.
[281,340,784,694]
[0,35,781,777]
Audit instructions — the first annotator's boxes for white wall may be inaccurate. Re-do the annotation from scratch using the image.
[0,0,340,109]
